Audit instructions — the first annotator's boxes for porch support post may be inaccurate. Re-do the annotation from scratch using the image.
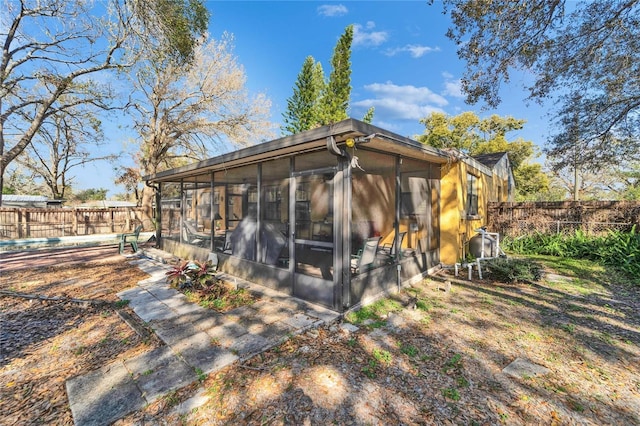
[179,180,185,245]
[332,154,349,311]
[256,163,263,263]
[395,156,402,291]
[340,153,353,311]
[210,172,215,252]
[156,183,162,245]
[288,158,296,290]
[326,135,352,312]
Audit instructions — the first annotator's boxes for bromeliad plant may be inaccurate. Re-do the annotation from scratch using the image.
[166,260,217,289]
[190,260,218,287]
[165,260,192,289]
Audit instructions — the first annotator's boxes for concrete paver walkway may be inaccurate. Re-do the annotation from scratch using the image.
[66,256,339,426]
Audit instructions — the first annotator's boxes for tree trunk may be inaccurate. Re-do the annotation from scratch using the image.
[0,171,4,207]
[140,184,156,230]
[573,165,580,201]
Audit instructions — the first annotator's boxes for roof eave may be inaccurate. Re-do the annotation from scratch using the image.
[144,118,453,183]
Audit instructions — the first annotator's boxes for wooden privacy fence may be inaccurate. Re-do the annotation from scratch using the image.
[487,201,640,238]
[0,207,145,240]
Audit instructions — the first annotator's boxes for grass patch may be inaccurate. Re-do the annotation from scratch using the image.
[163,390,180,408]
[400,344,419,357]
[442,387,460,401]
[456,376,470,388]
[415,299,431,311]
[502,229,640,284]
[114,299,130,308]
[345,298,403,324]
[445,353,462,369]
[192,288,255,313]
[362,359,377,378]
[507,254,615,295]
[372,348,392,365]
[195,367,206,382]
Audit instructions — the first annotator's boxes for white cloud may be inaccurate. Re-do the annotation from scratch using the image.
[384,44,440,58]
[353,22,388,47]
[441,73,465,98]
[353,81,448,121]
[317,4,348,17]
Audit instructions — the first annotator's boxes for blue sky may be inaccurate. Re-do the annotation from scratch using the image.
[83,1,551,196]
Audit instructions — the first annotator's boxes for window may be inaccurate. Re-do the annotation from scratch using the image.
[466,173,479,217]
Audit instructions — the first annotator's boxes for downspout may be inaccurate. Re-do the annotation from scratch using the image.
[326,135,346,158]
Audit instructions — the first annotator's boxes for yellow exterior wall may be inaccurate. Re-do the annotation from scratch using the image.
[439,160,495,265]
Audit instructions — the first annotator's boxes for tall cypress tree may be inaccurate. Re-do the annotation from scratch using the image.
[319,25,353,125]
[362,107,375,124]
[281,56,325,135]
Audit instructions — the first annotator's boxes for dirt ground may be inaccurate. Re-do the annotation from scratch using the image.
[1,254,639,425]
[0,258,161,425]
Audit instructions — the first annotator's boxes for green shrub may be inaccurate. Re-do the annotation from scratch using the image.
[483,258,544,283]
[503,226,640,283]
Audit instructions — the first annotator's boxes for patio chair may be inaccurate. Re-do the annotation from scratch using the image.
[351,236,381,274]
[119,224,143,254]
[379,231,407,260]
[183,220,212,246]
[222,230,233,254]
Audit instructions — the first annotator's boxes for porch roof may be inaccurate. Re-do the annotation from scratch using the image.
[144,119,454,184]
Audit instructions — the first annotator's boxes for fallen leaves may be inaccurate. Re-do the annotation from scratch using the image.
[0,259,159,426]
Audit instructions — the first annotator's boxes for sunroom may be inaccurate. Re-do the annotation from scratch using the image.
[145,119,451,312]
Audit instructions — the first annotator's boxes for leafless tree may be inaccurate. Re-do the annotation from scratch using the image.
[0,0,208,205]
[17,104,116,199]
[129,33,274,225]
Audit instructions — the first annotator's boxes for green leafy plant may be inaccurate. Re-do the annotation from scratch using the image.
[442,387,460,401]
[503,226,640,283]
[445,353,462,369]
[362,359,377,378]
[372,349,392,365]
[456,376,470,388]
[165,260,194,289]
[114,299,130,308]
[483,258,544,283]
[166,260,218,290]
[190,260,217,287]
[400,344,418,357]
[195,367,206,382]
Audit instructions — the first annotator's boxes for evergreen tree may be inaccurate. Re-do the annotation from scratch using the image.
[281,56,325,135]
[362,107,375,124]
[319,25,353,125]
